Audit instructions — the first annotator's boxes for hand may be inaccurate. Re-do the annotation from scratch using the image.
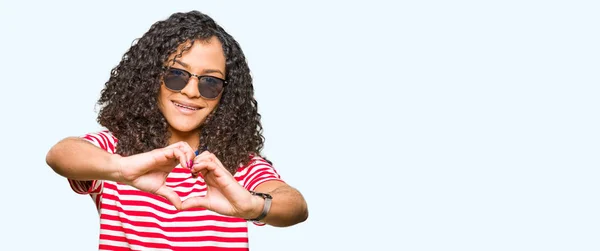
[116,141,196,210]
[181,151,263,219]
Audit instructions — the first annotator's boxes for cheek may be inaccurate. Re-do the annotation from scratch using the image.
[206,98,221,112]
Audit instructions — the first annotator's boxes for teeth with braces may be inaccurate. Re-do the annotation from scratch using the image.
[174,102,199,110]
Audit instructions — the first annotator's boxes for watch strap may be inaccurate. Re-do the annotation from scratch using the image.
[246,191,272,222]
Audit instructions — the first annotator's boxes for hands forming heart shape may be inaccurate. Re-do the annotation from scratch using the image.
[115,141,262,219]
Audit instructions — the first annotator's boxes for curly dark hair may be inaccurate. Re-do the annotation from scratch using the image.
[96,11,265,173]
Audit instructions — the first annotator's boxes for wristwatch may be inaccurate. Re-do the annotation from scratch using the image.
[246,190,272,222]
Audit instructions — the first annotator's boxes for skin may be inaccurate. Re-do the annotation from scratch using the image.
[158,38,225,147]
[46,37,308,227]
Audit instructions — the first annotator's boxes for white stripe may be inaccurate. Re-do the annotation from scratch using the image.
[252,173,279,184]
[83,131,117,153]
[102,194,181,212]
[100,239,171,251]
[167,183,208,194]
[98,131,117,152]
[110,180,207,195]
[91,194,102,214]
[104,186,208,204]
[101,210,248,228]
[167,170,192,179]
[249,177,280,191]
[99,239,130,248]
[100,220,248,238]
[127,244,172,251]
[100,229,248,248]
[244,166,278,188]
[92,180,103,193]
[165,176,248,192]
[82,136,102,148]
[71,180,82,193]
[233,160,271,178]
[102,202,217,218]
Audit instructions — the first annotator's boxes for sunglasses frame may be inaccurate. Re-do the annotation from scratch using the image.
[161,66,228,100]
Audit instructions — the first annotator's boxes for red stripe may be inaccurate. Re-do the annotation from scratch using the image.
[102,192,199,213]
[97,132,116,153]
[170,168,193,174]
[235,162,268,181]
[105,182,207,200]
[176,188,207,198]
[101,223,248,242]
[73,132,266,249]
[246,173,280,190]
[101,234,184,250]
[234,156,266,172]
[165,176,193,183]
[90,180,103,193]
[103,182,119,190]
[101,204,245,224]
[101,217,246,233]
[69,179,93,194]
[106,179,207,190]
[100,233,248,250]
[165,179,207,188]
[68,180,81,194]
[110,184,206,195]
[95,194,102,211]
[240,165,278,188]
[102,193,174,213]
[98,244,131,251]
[87,134,106,150]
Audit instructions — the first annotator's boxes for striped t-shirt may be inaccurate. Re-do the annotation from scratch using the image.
[68,131,282,250]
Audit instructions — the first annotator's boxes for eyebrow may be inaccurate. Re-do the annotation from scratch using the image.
[173,59,225,77]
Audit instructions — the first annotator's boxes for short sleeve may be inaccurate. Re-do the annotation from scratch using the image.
[67,130,117,195]
[234,156,284,191]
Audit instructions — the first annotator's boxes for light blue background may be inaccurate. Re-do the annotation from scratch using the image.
[0,0,598,250]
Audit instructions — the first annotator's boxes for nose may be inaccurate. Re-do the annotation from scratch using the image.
[180,76,201,99]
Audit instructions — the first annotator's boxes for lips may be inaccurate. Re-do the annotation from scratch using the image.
[172,100,202,111]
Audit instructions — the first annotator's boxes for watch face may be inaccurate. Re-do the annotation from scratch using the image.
[250,191,272,199]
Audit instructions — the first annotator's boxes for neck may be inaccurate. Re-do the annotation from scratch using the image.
[168,127,201,149]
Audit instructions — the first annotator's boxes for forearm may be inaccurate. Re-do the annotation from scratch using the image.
[255,185,308,227]
[46,137,122,182]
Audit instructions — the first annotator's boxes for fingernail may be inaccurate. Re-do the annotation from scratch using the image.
[188,160,193,169]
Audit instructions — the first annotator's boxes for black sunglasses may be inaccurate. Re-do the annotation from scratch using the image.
[162,67,227,99]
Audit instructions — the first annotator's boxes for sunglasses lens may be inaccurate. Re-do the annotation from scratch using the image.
[198,77,224,99]
[164,69,189,91]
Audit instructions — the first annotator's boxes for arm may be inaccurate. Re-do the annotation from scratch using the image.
[46,137,122,182]
[252,180,309,227]
[46,136,196,209]
[183,152,309,227]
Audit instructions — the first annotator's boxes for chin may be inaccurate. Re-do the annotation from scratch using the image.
[168,121,203,133]
[162,108,209,134]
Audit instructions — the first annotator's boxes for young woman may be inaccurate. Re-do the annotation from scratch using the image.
[46,10,308,250]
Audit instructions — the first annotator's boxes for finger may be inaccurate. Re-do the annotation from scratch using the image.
[181,196,211,211]
[155,185,183,210]
[195,150,212,159]
[162,147,189,169]
[191,160,220,176]
[194,151,215,163]
[178,141,196,167]
[167,142,196,167]
[211,154,227,170]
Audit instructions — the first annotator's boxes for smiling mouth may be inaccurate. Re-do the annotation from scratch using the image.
[172,101,201,111]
